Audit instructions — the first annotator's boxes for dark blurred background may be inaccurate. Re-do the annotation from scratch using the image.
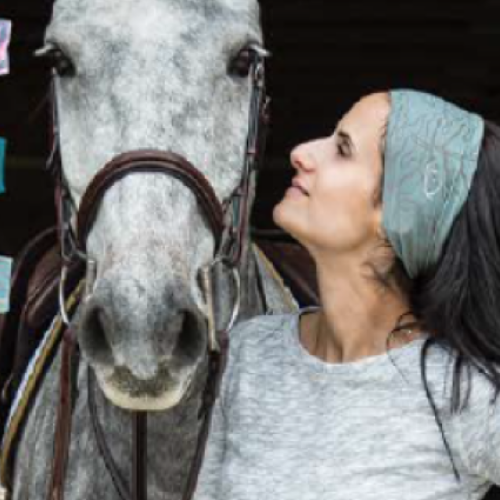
[0,0,500,256]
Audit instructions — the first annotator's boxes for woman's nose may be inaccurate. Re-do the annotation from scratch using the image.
[290,143,315,172]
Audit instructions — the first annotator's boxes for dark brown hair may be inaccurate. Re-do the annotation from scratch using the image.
[380,120,500,483]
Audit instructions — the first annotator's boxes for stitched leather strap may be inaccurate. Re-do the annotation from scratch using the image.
[182,336,229,500]
[47,328,78,500]
[88,370,130,500]
[77,151,225,252]
[132,413,147,500]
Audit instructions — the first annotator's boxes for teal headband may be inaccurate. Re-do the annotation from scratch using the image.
[382,90,485,278]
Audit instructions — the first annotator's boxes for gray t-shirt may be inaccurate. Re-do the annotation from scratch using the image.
[192,311,500,500]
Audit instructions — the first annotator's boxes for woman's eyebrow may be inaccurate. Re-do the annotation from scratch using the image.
[337,130,356,152]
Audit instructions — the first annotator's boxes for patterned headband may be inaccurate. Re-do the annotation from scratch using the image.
[382,90,485,278]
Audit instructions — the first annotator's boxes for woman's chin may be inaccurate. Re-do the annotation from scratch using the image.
[273,201,301,240]
[272,201,288,228]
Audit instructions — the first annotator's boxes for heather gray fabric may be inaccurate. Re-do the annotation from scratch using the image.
[193,312,500,500]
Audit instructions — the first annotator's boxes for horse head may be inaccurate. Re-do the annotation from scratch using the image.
[42,0,264,411]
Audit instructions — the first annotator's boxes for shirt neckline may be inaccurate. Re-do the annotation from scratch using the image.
[286,307,430,375]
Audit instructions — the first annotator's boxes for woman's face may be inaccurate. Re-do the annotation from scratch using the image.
[273,92,390,257]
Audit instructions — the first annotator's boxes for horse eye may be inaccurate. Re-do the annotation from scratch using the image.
[49,49,76,77]
[228,47,255,78]
[36,46,76,78]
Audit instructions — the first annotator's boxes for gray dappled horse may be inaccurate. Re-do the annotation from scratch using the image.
[9,1,296,498]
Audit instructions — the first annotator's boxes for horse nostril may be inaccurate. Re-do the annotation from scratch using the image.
[173,310,205,364]
[79,304,114,367]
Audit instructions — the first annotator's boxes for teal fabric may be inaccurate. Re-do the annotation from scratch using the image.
[0,256,12,313]
[0,137,5,194]
[382,90,485,278]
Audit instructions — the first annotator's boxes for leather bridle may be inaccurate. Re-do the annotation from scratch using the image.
[44,45,271,500]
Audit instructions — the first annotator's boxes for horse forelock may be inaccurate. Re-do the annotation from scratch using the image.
[49,0,260,26]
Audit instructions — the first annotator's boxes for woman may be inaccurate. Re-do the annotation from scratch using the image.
[192,90,500,499]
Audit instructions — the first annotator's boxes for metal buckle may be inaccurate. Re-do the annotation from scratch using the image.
[0,484,8,500]
[59,258,97,327]
[199,257,241,353]
[59,265,71,326]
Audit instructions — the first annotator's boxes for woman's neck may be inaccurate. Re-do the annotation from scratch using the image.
[302,254,421,364]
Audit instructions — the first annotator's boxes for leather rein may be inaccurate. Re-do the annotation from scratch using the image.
[44,46,270,500]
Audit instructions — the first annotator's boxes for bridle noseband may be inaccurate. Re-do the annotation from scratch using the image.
[45,46,271,500]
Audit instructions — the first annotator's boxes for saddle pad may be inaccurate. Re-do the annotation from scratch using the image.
[0,282,83,491]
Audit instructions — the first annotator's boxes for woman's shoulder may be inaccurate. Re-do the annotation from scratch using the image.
[445,361,500,485]
[227,312,297,356]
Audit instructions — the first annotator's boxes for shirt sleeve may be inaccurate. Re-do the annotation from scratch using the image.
[452,368,500,486]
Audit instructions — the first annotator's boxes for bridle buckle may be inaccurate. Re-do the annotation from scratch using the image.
[199,257,241,353]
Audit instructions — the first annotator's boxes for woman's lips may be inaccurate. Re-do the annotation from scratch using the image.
[285,185,308,198]
[291,177,309,196]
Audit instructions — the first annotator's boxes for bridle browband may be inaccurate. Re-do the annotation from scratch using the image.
[43,45,271,500]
